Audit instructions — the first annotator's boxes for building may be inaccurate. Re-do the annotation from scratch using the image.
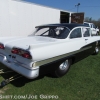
[0,0,84,37]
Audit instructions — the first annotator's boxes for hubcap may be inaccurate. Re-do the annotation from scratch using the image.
[95,47,99,53]
[59,60,69,70]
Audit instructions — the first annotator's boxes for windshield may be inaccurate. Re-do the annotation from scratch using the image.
[32,26,70,39]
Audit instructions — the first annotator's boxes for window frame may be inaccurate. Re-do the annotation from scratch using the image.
[82,27,91,37]
[69,27,82,39]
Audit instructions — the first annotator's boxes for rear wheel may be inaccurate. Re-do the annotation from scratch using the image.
[52,59,71,77]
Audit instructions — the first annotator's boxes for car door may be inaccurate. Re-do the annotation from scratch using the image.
[69,27,87,62]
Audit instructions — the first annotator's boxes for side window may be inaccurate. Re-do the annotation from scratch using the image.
[82,28,90,37]
[70,28,82,39]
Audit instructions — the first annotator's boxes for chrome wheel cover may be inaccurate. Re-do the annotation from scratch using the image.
[95,47,99,53]
[59,60,69,70]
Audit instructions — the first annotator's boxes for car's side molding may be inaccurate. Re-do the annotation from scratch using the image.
[32,46,92,68]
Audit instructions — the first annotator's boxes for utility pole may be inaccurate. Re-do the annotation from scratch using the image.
[75,3,80,13]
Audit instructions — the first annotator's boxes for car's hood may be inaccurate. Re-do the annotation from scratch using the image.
[0,36,58,50]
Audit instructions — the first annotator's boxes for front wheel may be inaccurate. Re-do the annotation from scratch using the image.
[93,46,99,55]
[52,59,71,77]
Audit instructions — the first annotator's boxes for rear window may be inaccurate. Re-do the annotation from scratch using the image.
[33,26,70,39]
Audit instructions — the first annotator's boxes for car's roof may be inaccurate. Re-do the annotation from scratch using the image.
[36,23,89,30]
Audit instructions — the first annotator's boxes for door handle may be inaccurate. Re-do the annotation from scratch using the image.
[85,39,88,41]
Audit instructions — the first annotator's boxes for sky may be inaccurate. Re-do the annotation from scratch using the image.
[23,0,100,20]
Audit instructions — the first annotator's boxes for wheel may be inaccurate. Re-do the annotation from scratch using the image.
[52,59,71,77]
[93,46,99,55]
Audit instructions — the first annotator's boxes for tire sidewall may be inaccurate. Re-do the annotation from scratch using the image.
[55,59,71,77]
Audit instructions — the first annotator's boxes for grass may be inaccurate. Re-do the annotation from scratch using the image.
[0,53,100,100]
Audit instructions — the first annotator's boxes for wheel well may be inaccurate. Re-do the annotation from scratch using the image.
[71,57,75,64]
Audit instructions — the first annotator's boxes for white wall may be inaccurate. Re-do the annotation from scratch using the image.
[0,0,60,37]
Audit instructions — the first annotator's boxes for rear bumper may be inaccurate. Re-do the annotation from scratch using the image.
[0,54,39,79]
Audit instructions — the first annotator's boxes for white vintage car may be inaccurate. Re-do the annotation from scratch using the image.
[0,23,100,79]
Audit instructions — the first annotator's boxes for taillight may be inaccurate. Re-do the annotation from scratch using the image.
[11,48,20,54]
[11,48,32,59]
[22,52,32,59]
[0,43,4,49]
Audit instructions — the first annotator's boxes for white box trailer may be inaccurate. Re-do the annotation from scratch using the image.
[0,0,58,36]
[0,0,84,37]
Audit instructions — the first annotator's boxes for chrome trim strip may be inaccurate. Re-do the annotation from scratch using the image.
[33,46,92,67]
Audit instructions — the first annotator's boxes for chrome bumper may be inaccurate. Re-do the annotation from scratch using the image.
[0,53,39,79]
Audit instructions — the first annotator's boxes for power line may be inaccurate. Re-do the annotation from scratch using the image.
[81,6,100,7]
[67,5,100,11]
